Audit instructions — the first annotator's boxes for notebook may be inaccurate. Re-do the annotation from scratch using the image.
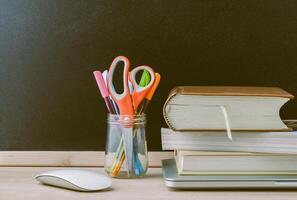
[163,86,294,131]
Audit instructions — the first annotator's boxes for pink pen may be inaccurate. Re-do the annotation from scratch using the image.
[93,71,116,114]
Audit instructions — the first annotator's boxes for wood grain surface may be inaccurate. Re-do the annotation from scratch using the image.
[0,151,173,167]
[1,167,297,200]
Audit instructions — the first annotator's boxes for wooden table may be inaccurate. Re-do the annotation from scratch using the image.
[1,167,297,200]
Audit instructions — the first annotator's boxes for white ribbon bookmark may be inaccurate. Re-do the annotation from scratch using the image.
[220,106,232,141]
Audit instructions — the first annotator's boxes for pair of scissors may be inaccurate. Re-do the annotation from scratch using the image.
[107,56,155,115]
[107,56,155,176]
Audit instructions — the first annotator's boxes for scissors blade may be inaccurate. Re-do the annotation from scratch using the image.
[122,127,134,176]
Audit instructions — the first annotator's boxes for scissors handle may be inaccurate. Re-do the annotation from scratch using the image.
[129,66,155,110]
[108,56,134,115]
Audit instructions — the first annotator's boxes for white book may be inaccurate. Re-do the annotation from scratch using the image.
[176,150,297,175]
[163,86,293,131]
[161,128,297,154]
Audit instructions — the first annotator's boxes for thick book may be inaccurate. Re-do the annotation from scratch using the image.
[161,128,297,154]
[163,86,293,131]
[176,150,297,175]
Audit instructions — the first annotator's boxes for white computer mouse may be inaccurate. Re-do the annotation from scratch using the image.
[35,169,112,191]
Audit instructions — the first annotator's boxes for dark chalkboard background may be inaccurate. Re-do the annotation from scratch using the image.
[1,0,297,150]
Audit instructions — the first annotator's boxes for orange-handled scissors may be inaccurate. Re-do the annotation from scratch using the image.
[107,56,155,176]
[107,56,155,115]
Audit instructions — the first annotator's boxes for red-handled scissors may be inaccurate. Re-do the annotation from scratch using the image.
[107,56,155,115]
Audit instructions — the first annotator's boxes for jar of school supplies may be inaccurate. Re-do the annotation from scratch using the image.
[105,114,148,178]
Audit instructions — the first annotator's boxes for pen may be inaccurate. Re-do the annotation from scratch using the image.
[102,70,119,114]
[137,73,161,114]
[139,69,150,87]
[93,71,116,114]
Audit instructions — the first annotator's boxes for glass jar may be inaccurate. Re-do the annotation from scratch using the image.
[105,114,148,178]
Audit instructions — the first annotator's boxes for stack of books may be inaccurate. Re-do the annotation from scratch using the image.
[161,86,297,175]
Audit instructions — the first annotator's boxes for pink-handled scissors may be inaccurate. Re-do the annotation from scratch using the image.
[107,56,155,115]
